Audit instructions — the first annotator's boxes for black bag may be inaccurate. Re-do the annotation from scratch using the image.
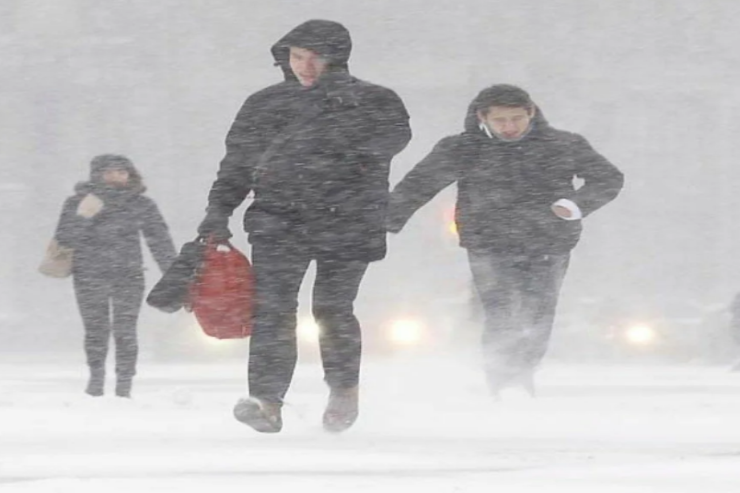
[146,237,207,313]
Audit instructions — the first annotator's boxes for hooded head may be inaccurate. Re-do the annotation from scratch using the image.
[88,154,145,192]
[271,20,352,84]
[464,84,548,141]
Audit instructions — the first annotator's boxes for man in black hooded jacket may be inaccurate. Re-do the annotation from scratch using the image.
[386,84,623,397]
[197,20,411,433]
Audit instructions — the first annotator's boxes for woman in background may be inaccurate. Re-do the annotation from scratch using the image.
[55,154,176,398]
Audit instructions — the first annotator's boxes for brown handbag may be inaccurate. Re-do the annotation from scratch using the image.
[38,239,73,278]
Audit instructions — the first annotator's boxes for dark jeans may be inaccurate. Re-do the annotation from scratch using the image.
[467,251,570,389]
[73,272,145,381]
[248,238,368,403]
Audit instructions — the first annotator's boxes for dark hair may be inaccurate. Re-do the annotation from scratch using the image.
[473,84,534,115]
[89,154,145,191]
[272,19,352,76]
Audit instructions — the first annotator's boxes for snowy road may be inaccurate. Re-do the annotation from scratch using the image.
[1,355,739,492]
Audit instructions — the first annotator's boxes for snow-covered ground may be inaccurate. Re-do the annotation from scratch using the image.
[2,354,740,492]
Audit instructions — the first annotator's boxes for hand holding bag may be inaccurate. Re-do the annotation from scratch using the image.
[146,237,207,313]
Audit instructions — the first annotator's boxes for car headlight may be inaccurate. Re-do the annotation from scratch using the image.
[624,324,658,346]
[443,206,458,237]
[297,317,321,344]
[388,318,425,346]
[192,320,231,347]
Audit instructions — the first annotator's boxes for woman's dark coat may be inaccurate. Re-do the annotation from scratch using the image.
[56,182,176,279]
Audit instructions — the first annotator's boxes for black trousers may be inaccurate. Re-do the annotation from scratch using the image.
[248,239,369,403]
[468,251,570,389]
[73,272,145,381]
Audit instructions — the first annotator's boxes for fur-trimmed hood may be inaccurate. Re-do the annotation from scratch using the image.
[79,154,146,194]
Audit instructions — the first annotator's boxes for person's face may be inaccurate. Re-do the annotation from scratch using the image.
[289,46,329,87]
[102,168,129,186]
[478,105,535,141]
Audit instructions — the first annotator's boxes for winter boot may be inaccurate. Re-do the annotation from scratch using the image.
[486,369,536,399]
[85,368,105,397]
[323,386,359,433]
[511,370,536,397]
[233,397,283,433]
[115,378,132,398]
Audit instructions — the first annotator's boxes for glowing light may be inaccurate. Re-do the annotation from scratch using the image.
[389,319,425,346]
[624,324,657,346]
[192,321,230,346]
[298,317,321,343]
[443,207,458,237]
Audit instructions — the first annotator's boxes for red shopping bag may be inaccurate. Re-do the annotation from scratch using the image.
[188,239,254,339]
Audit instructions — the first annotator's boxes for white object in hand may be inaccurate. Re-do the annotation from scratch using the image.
[552,199,582,221]
[76,193,104,218]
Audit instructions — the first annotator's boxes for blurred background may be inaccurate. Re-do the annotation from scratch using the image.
[2,0,739,365]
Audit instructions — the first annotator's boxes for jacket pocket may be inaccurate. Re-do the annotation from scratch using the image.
[243,210,295,237]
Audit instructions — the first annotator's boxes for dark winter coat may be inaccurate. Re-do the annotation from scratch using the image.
[55,182,176,279]
[386,98,624,256]
[205,20,412,262]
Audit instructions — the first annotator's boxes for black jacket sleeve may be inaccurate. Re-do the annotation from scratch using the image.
[54,196,91,249]
[567,135,624,217]
[355,87,412,161]
[206,94,269,217]
[386,136,460,232]
[139,197,177,273]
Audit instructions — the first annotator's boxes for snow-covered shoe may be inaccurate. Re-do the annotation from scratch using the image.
[233,397,283,433]
[116,379,132,398]
[487,370,536,399]
[512,371,536,397]
[323,386,359,433]
[85,369,105,397]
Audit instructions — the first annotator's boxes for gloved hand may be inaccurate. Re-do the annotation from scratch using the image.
[76,193,104,218]
[197,211,232,241]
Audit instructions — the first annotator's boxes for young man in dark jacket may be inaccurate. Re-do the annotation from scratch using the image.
[197,20,411,433]
[55,154,176,398]
[386,84,623,397]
